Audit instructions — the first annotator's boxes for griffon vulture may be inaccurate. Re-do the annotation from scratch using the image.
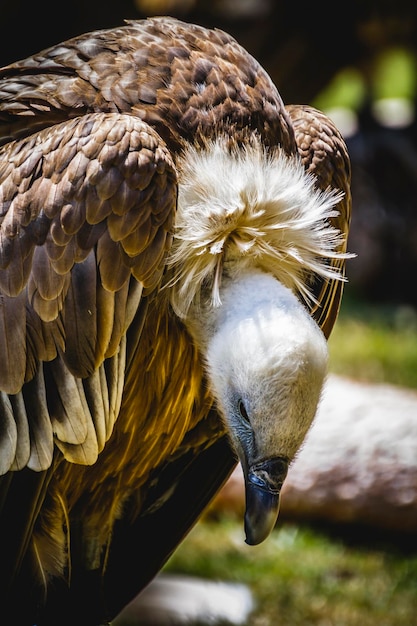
[0,16,352,625]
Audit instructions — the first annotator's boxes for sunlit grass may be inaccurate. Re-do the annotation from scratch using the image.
[165,519,417,625]
[328,296,417,389]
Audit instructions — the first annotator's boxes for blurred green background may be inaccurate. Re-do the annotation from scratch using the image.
[2,1,417,624]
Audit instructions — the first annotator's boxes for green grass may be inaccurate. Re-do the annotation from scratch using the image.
[165,519,417,625]
[163,296,417,625]
[328,296,417,389]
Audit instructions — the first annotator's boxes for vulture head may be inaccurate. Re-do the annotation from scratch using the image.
[204,275,328,544]
[169,137,348,544]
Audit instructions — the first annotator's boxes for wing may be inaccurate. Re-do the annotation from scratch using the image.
[0,111,176,472]
[0,110,176,616]
[0,17,296,155]
[285,104,352,339]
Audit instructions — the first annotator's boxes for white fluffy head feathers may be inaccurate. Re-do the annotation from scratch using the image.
[167,136,351,316]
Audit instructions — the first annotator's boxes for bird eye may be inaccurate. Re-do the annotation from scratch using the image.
[238,399,250,423]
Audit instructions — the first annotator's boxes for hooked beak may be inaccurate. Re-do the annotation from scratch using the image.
[243,457,288,546]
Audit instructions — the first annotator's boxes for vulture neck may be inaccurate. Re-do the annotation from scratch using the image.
[184,266,327,375]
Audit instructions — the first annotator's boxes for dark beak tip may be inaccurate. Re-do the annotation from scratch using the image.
[244,526,265,546]
[243,487,281,546]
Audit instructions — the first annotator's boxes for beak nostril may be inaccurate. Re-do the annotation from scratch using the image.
[250,457,289,491]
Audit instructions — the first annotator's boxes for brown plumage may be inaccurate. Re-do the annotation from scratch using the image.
[0,16,352,625]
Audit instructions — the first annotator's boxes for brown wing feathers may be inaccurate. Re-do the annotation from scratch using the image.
[286,104,352,338]
[0,111,175,370]
[0,110,176,471]
[0,18,295,154]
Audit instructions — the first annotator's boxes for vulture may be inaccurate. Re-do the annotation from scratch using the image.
[0,16,352,626]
